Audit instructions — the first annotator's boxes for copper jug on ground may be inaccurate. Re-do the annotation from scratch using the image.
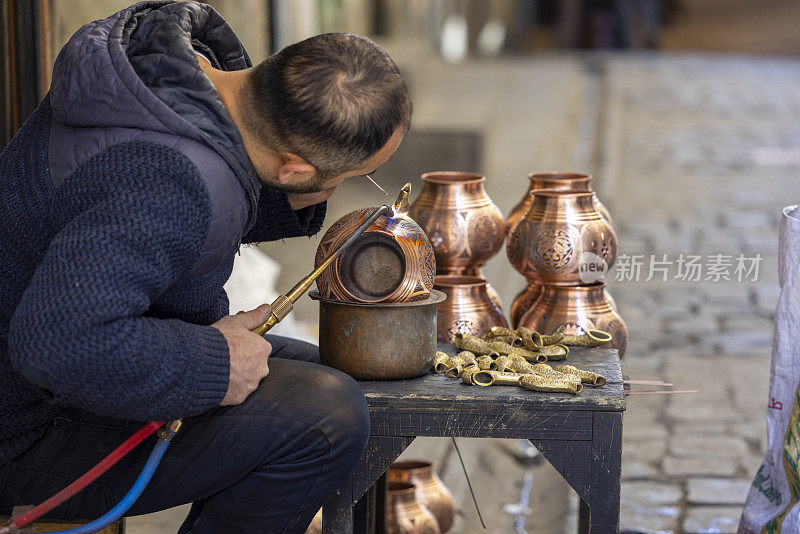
[510,283,542,329]
[409,171,506,310]
[315,186,436,303]
[434,275,509,343]
[507,190,617,286]
[507,172,612,234]
[518,282,627,356]
[388,461,456,533]
[386,482,441,534]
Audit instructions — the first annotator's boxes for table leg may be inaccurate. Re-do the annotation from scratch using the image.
[323,483,353,533]
[580,412,623,534]
[530,411,622,534]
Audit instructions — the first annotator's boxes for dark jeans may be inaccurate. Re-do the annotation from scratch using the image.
[0,335,370,533]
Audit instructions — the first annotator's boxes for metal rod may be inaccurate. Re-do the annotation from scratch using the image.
[365,174,389,196]
[250,204,391,336]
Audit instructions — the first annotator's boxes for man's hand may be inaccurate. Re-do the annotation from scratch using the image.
[213,304,273,406]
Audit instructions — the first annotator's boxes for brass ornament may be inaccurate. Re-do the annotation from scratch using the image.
[560,329,613,347]
[454,333,494,355]
[494,355,512,373]
[520,374,582,395]
[433,352,450,373]
[476,355,496,370]
[539,343,570,361]
[554,364,607,386]
[531,363,581,385]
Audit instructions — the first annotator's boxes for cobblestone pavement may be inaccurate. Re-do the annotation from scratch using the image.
[601,55,800,533]
[128,53,800,533]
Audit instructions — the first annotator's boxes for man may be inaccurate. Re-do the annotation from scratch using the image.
[0,1,410,532]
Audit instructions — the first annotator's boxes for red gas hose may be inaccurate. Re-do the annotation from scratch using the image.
[0,421,165,534]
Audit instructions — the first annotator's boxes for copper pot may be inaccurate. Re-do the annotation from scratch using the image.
[509,282,542,329]
[507,172,612,233]
[304,509,322,534]
[518,282,627,356]
[388,461,456,533]
[507,190,617,286]
[315,206,436,303]
[386,482,441,534]
[409,171,506,275]
[311,290,444,379]
[434,275,509,343]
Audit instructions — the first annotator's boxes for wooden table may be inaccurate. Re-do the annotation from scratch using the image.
[322,345,625,533]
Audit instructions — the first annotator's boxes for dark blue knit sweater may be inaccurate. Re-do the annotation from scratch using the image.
[0,1,326,465]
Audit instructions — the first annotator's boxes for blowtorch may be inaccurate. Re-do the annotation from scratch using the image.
[3,201,394,534]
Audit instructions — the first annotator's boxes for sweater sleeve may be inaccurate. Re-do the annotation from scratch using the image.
[241,183,327,244]
[7,141,231,421]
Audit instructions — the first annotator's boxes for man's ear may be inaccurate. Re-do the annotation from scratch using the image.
[277,153,316,185]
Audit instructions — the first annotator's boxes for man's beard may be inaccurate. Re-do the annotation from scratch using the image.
[258,171,327,194]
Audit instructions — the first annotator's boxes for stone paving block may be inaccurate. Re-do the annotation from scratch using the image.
[624,423,668,442]
[673,421,729,437]
[624,439,668,463]
[622,481,683,506]
[621,505,680,534]
[686,478,751,505]
[665,317,719,338]
[622,460,659,480]
[682,506,743,534]
[662,456,739,478]
[670,436,750,459]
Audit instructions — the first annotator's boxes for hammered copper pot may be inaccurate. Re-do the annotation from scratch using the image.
[518,282,627,356]
[507,172,612,233]
[388,461,456,533]
[409,171,506,311]
[386,482,441,534]
[507,190,617,286]
[315,206,436,303]
[509,282,542,329]
[434,275,509,343]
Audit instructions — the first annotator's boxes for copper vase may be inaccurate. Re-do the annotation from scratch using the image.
[518,282,627,356]
[507,172,612,233]
[434,275,509,343]
[507,190,617,286]
[304,509,322,534]
[386,482,441,534]
[315,207,436,303]
[409,171,506,311]
[509,282,542,329]
[388,461,456,533]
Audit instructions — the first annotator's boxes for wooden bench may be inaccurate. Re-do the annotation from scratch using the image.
[322,344,625,534]
[0,514,124,533]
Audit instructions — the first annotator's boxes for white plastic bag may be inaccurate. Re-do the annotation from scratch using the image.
[740,205,800,533]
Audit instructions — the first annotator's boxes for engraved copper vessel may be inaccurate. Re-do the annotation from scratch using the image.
[315,198,435,303]
[409,171,506,310]
[434,275,509,343]
[507,172,612,233]
[509,283,542,329]
[386,482,441,534]
[388,461,456,533]
[518,282,627,356]
[507,190,617,286]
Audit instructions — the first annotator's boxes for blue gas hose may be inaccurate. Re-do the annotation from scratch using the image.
[41,427,176,534]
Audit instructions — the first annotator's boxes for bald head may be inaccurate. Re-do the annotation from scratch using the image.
[245,33,412,178]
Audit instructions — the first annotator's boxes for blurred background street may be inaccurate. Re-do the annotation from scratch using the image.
[11,1,800,532]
